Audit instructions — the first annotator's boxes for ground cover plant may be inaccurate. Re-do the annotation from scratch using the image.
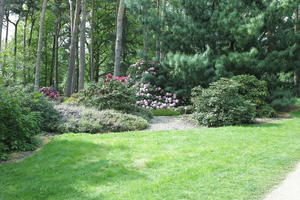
[152,108,181,116]
[1,111,300,200]
[56,105,149,133]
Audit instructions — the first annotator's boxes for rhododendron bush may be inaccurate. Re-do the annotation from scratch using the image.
[128,60,180,109]
[39,87,59,101]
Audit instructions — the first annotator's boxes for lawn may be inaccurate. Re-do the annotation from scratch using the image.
[1,112,300,200]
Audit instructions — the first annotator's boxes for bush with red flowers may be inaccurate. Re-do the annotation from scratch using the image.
[106,73,128,83]
[39,87,59,101]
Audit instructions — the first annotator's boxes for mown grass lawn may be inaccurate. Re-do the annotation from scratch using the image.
[1,112,300,200]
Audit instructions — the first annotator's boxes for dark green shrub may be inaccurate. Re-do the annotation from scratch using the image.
[231,75,275,117]
[78,79,152,120]
[55,105,149,133]
[22,93,61,132]
[270,88,296,111]
[193,79,256,127]
[78,79,135,110]
[0,88,40,161]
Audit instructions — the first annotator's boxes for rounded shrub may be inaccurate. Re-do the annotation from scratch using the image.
[193,78,256,127]
[0,88,40,160]
[55,105,149,134]
[231,75,275,117]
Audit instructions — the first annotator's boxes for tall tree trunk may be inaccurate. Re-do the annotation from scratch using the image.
[13,18,20,57]
[28,10,36,47]
[65,0,81,97]
[34,0,48,91]
[44,37,48,86]
[295,4,300,96]
[79,0,86,91]
[5,11,9,49]
[0,0,5,51]
[53,20,60,89]
[114,0,125,77]
[90,0,95,82]
[23,11,29,85]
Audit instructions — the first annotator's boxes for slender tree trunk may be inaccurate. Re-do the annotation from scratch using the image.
[90,0,95,82]
[44,37,48,86]
[34,0,48,91]
[13,18,20,57]
[0,0,5,51]
[54,21,60,89]
[23,11,29,85]
[5,11,9,49]
[114,0,125,77]
[65,0,81,97]
[28,11,36,47]
[160,0,166,60]
[79,0,86,91]
[295,4,300,96]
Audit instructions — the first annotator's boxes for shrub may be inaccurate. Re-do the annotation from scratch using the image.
[55,105,149,133]
[193,78,256,127]
[22,93,61,132]
[231,75,275,117]
[128,61,180,109]
[78,79,135,111]
[270,88,296,111]
[78,79,152,121]
[152,109,181,116]
[39,87,60,101]
[0,88,40,161]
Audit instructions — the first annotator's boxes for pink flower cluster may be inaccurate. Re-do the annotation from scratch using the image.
[136,83,179,109]
[106,73,128,83]
[39,87,59,101]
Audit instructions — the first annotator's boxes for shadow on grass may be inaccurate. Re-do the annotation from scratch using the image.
[0,139,146,200]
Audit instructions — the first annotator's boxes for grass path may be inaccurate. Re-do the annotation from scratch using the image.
[1,111,300,200]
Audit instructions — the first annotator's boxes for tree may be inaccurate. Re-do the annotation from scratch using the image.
[114,0,125,77]
[0,0,5,51]
[34,0,48,91]
[79,0,86,91]
[65,0,81,97]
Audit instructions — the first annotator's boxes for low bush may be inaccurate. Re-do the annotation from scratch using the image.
[0,88,40,161]
[193,78,256,127]
[270,88,296,111]
[231,75,275,117]
[22,93,61,132]
[152,109,181,116]
[78,79,152,121]
[39,87,60,101]
[55,105,149,134]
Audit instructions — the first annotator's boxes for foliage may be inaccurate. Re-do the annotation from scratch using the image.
[128,60,180,109]
[21,93,61,132]
[270,88,297,111]
[0,88,40,161]
[39,87,60,101]
[55,105,149,133]
[231,75,275,117]
[193,79,256,127]
[152,109,181,116]
[78,79,135,111]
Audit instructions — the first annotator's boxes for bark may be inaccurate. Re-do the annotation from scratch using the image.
[90,0,95,81]
[65,0,81,97]
[0,0,5,51]
[34,0,48,91]
[28,10,36,47]
[114,0,125,77]
[54,20,60,89]
[295,4,300,96]
[4,11,8,49]
[79,0,86,91]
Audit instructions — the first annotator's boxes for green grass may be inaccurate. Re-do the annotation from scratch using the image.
[152,108,181,116]
[1,112,300,200]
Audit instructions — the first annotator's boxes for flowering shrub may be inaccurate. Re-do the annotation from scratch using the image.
[106,73,128,83]
[128,60,180,109]
[39,87,59,101]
